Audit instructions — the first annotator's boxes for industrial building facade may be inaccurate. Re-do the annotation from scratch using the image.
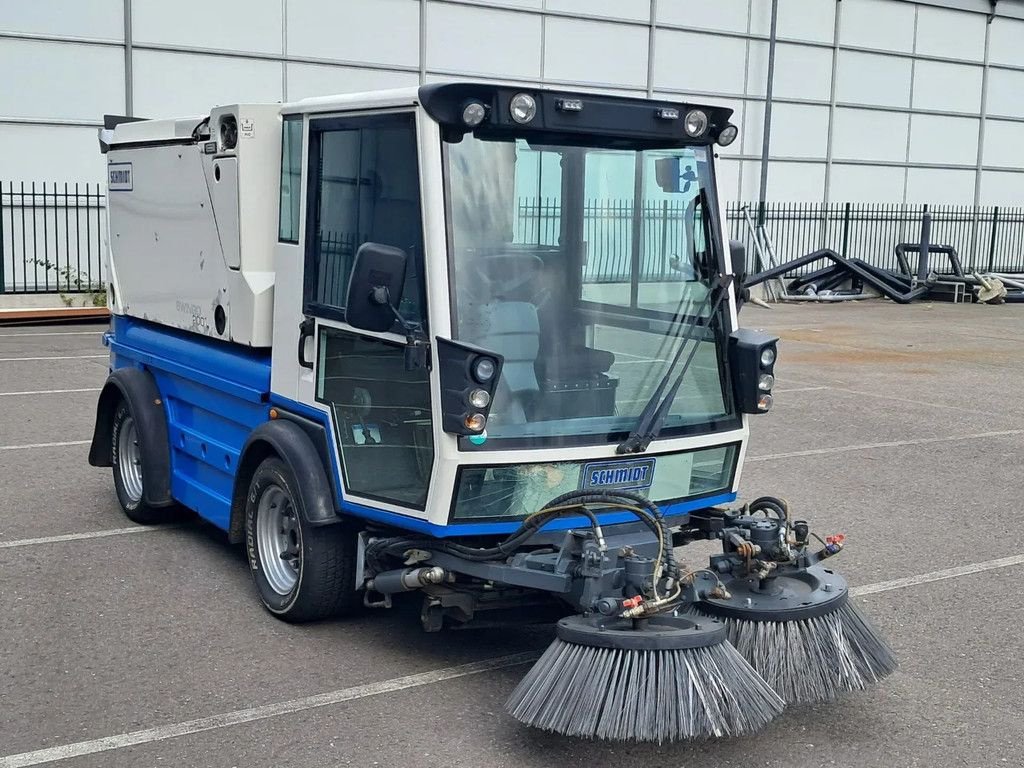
[2,0,1023,206]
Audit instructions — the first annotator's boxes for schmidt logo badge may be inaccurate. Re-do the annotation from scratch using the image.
[579,458,656,492]
[108,162,133,191]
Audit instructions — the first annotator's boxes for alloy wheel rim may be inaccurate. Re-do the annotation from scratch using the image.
[118,416,144,503]
[256,485,300,595]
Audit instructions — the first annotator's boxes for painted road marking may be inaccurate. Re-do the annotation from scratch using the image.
[747,429,1024,462]
[0,331,103,338]
[0,355,106,362]
[0,653,540,768]
[0,440,91,452]
[0,526,166,550]
[851,554,1024,597]
[1,554,1023,766]
[0,388,101,397]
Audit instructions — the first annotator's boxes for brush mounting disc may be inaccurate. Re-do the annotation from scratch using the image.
[699,564,848,622]
[556,614,727,651]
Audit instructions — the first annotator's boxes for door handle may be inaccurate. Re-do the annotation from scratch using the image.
[297,317,315,369]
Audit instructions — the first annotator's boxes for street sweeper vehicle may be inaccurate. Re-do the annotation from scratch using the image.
[90,82,895,742]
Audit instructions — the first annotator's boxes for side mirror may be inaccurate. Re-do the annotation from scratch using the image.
[729,239,749,311]
[345,242,408,333]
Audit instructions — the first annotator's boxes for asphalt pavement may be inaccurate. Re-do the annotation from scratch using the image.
[1,303,1022,768]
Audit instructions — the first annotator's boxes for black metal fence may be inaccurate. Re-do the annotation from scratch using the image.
[727,202,1024,277]
[516,197,1024,282]
[0,182,106,294]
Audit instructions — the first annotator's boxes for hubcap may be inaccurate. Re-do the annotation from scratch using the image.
[256,485,300,595]
[117,416,144,503]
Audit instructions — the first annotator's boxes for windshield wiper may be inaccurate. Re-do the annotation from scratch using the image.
[616,273,733,454]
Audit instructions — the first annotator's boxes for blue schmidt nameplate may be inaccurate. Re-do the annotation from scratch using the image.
[579,457,656,492]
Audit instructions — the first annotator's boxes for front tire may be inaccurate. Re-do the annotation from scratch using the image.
[245,456,361,622]
[111,400,175,525]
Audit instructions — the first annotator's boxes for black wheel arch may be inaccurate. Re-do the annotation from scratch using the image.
[229,417,340,544]
[89,367,174,508]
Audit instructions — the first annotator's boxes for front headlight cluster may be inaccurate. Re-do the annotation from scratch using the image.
[728,329,779,415]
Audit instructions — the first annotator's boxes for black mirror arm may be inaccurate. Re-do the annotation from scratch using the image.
[371,285,431,370]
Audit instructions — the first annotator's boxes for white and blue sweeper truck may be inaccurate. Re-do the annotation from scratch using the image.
[89,83,894,742]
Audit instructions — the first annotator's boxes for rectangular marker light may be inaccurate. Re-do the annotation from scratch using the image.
[556,98,584,112]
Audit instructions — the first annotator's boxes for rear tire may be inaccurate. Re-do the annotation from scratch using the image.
[245,456,361,622]
[111,400,176,525]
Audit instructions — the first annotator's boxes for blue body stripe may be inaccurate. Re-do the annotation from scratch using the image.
[107,316,271,529]
[108,317,737,538]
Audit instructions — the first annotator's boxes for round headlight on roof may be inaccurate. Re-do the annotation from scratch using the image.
[717,124,739,147]
[462,101,487,127]
[510,93,537,124]
[684,109,709,138]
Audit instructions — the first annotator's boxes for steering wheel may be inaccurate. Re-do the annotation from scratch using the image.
[470,251,546,302]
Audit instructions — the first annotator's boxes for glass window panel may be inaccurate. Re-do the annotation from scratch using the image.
[452,444,737,520]
[317,329,434,509]
[278,115,302,243]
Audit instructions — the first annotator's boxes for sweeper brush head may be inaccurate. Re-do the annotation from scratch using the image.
[505,615,785,742]
[694,568,897,704]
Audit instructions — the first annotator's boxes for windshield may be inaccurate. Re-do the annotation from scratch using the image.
[446,135,735,447]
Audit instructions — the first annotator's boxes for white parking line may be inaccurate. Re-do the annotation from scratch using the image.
[0,440,91,452]
[0,355,106,362]
[0,653,540,768]
[0,388,101,397]
[773,385,830,393]
[850,554,1024,597]
[0,526,163,550]
[0,331,103,338]
[1,552,1022,766]
[747,429,1024,462]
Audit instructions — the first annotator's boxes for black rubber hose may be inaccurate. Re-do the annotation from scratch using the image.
[748,496,789,522]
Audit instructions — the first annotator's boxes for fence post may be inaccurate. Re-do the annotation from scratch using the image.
[987,206,999,272]
[840,202,852,257]
[0,183,4,292]
[660,199,669,276]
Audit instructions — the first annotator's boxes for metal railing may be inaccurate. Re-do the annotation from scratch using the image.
[0,181,106,294]
[515,197,1024,281]
[727,202,1024,277]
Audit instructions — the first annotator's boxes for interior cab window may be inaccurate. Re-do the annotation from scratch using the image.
[304,112,425,328]
[317,329,433,509]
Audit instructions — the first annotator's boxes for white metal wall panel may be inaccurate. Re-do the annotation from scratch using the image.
[835,51,912,108]
[981,118,1024,169]
[287,0,420,67]
[914,6,986,62]
[656,0,753,35]
[0,39,124,120]
[544,17,648,88]
[831,108,910,163]
[545,0,649,23]
[714,157,743,202]
[132,51,281,118]
[776,0,835,43]
[654,30,748,95]
[739,161,826,202]
[829,163,907,203]
[132,0,283,55]
[912,60,983,113]
[839,0,916,52]
[979,170,1024,205]
[780,103,832,159]
[0,124,105,182]
[769,43,834,101]
[287,64,419,101]
[0,0,122,40]
[985,68,1024,119]
[426,3,542,80]
[989,16,1024,68]
[907,114,979,166]
[905,167,976,203]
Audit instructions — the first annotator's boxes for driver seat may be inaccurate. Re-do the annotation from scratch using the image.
[474,300,540,424]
